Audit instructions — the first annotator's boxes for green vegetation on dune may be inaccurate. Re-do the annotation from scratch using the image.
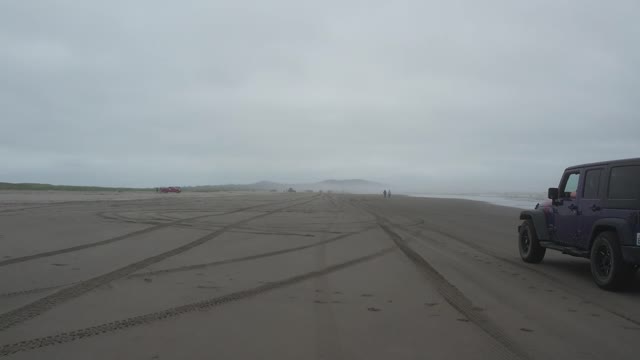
[0,182,151,192]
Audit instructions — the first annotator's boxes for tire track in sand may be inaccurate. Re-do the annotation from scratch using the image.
[0,196,319,332]
[129,227,374,279]
[353,201,530,360]
[0,284,75,299]
[0,198,302,267]
[407,218,640,328]
[0,247,395,357]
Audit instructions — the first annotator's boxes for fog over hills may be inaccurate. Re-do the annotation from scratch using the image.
[183,179,387,193]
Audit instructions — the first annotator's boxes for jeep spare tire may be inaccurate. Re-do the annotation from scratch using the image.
[519,220,546,263]
[590,231,633,291]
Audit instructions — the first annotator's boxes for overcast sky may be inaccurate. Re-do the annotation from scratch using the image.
[1,0,639,192]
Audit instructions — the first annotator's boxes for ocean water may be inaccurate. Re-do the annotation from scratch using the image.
[409,193,547,210]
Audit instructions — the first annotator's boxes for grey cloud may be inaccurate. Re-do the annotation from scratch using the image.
[1,0,639,191]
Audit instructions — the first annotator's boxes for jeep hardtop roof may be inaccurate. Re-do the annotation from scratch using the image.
[566,157,640,171]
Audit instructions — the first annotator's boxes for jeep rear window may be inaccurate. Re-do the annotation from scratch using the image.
[608,166,640,200]
[583,169,602,199]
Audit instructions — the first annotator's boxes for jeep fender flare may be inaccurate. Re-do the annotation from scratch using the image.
[519,210,549,240]
[590,218,634,249]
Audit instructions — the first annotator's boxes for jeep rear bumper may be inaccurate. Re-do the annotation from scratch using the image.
[622,246,640,265]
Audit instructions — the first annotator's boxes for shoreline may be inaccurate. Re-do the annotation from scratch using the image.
[407,193,544,210]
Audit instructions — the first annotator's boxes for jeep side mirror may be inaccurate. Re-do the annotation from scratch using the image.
[548,187,559,200]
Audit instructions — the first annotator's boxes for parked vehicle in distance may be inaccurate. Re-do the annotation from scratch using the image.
[157,186,181,193]
[519,158,640,290]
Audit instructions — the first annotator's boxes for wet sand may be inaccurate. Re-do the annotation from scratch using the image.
[1,192,639,359]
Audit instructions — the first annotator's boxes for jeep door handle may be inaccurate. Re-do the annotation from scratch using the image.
[567,204,582,215]
[591,204,601,212]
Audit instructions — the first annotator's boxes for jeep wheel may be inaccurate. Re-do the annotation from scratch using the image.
[519,220,546,263]
[590,231,633,291]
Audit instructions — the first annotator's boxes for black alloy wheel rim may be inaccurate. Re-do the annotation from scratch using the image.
[594,243,613,278]
[521,229,531,254]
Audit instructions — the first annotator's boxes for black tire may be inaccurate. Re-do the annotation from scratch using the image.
[519,220,546,263]
[590,231,634,291]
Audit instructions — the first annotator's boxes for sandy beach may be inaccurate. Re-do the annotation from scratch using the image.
[1,191,639,359]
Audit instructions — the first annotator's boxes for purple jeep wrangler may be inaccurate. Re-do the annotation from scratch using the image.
[519,158,640,290]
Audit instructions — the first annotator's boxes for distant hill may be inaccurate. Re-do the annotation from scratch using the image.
[183,179,386,194]
[301,179,386,193]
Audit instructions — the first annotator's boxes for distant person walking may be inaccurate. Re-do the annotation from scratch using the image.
[383,190,387,198]
[388,190,391,198]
